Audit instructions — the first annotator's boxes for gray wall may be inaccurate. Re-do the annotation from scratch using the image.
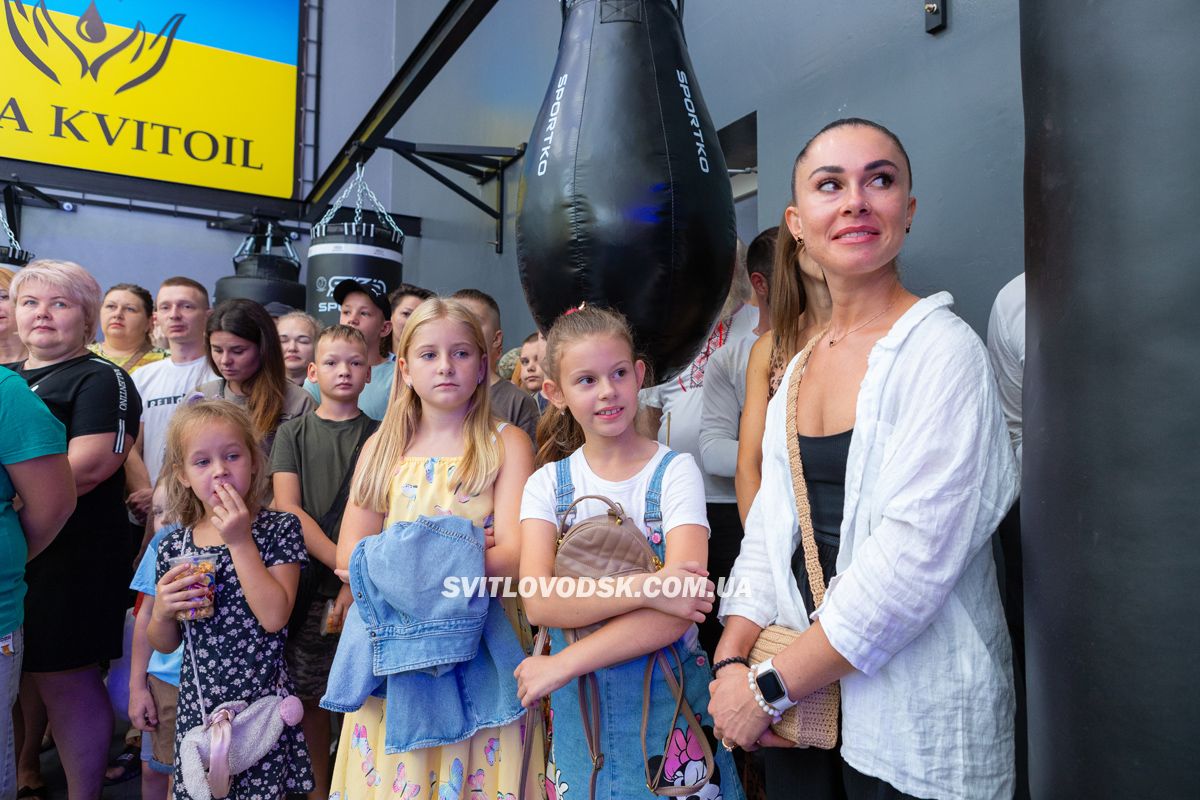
[17,204,244,301]
[696,0,1026,330]
[383,0,1024,335]
[382,1,561,345]
[11,0,1024,337]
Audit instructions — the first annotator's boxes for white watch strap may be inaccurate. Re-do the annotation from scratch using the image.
[755,657,797,711]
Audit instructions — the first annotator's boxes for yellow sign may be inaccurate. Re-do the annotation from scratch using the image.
[0,0,299,198]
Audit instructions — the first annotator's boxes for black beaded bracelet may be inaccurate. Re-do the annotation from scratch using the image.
[711,656,750,676]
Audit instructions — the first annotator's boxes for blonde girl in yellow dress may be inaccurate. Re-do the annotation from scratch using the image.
[329,298,540,800]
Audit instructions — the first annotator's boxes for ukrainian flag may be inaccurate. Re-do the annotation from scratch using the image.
[0,0,300,198]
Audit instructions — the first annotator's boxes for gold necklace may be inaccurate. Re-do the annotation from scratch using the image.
[828,298,897,347]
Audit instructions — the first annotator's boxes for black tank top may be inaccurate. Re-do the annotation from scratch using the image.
[791,429,852,615]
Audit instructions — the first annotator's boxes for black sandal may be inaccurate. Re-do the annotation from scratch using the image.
[102,742,143,786]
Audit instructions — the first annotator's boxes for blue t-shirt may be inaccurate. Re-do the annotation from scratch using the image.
[131,524,183,686]
[0,366,68,636]
[304,357,395,421]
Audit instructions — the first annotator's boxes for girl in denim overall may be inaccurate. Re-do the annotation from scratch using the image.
[328,298,540,800]
[517,306,744,799]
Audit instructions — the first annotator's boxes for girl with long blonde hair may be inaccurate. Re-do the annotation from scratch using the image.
[329,298,538,799]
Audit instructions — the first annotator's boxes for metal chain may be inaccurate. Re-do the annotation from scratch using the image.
[353,169,366,225]
[311,162,404,239]
[0,205,21,249]
[359,174,404,238]
[313,164,361,229]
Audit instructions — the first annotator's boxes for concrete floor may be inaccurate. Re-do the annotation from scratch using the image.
[37,721,331,800]
[36,725,143,800]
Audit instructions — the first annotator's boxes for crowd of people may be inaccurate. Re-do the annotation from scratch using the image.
[1,118,1026,800]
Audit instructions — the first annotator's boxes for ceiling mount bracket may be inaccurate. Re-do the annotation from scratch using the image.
[379,139,525,254]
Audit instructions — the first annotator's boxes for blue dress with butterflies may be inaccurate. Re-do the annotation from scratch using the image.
[328,449,541,800]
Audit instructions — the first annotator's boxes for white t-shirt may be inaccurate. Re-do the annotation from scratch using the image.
[987,274,1024,469]
[639,304,757,503]
[521,443,709,541]
[133,356,217,483]
[521,443,709,648]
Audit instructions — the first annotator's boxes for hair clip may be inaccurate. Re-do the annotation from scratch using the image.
[563,301,586,317]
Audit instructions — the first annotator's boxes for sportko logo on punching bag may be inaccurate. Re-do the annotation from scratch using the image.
[307,164,405,328]
[517,0,736,383]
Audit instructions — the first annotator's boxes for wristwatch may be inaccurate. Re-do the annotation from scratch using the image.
[752,657,796,711]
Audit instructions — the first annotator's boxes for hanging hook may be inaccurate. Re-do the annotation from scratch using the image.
[310,161,405,241]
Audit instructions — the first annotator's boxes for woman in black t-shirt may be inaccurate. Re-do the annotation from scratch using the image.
[10,260,141,800]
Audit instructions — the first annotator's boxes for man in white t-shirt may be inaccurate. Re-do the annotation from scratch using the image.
[116,277,214,792]
[988,273,1025,468]
[126,277,216,509]
[987,271,1027,799]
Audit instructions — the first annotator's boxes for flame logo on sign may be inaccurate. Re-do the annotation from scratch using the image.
[3,0,185,94]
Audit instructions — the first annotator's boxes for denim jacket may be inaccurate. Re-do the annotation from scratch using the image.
[321,514,526,753]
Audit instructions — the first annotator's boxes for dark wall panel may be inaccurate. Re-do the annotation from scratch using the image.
[1020,1,1200,795]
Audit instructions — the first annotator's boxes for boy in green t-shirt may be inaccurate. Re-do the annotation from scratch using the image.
[270,325,378,800]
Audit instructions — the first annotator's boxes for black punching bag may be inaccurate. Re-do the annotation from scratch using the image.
[1021,2,1200,796]
[517,0,735,382]
[215,226,306,310]
[306,219,404,328]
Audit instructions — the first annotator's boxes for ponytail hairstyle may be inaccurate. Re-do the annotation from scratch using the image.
[769,209,811,366]
[205,299,289,441]
[535,305,638,468]
[350,298,501,512]
[771,118,913,366]
[161,399,268,527]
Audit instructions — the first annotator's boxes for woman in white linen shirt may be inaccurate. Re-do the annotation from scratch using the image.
[708,119,1019,800]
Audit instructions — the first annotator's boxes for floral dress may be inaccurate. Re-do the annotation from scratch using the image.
[157,509,314,800]
[328,448,541,800]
